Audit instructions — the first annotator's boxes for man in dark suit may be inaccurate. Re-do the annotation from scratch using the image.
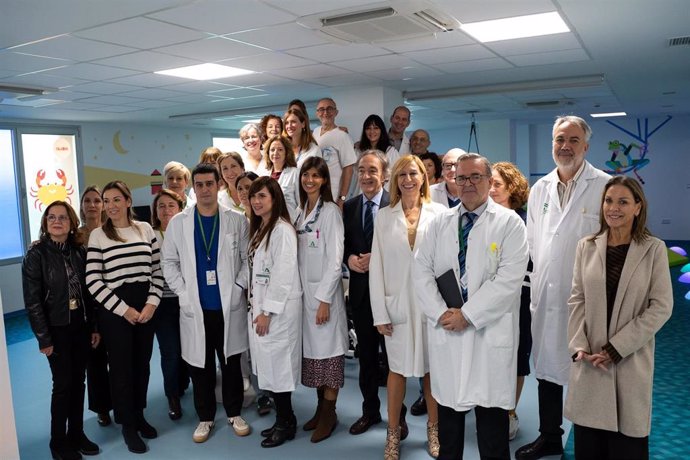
[344,149,390,435]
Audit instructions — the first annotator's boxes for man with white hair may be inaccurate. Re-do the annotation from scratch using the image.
[516,115,610,460]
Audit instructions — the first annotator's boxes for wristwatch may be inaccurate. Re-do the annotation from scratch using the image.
[338,195,346,201]
[261,311,273,317]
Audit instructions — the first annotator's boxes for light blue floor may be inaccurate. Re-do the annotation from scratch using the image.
[8,335,567,459]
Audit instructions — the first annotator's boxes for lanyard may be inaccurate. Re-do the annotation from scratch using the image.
[295,198,323,234]
[196,209,218,262]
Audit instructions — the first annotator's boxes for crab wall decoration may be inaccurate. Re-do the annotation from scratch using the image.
[29,169,74,211]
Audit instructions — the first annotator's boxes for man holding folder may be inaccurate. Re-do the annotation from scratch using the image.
[413,153,529,459]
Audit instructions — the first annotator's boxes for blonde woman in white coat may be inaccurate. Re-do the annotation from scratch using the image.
[264,135,300,219]
[246,177,303,448]
[295,157,348,443]
[369,155,446,460]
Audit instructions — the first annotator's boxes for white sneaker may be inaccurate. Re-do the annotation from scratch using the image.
[228,415,251,436]
[193,421,214,443]
[508,413,519,441]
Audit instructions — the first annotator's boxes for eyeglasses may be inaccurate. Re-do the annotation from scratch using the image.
[316,107,336,114]
[47,215,69,223]
[455,174,488,185]
[441,163,456,171]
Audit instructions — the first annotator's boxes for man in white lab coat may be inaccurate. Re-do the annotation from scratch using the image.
[388,106,411,156]
[414,153,529,459]
[430,148,466,208]
[515,116,610,460]
[161,163,251,444]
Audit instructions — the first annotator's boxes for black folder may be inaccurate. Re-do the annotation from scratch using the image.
[435,269,464,308]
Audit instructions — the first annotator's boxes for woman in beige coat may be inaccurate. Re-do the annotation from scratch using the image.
[565,176,673,459]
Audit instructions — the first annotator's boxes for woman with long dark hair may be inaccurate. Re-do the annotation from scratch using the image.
[246,177,302,448]
[23,201,100,459]
[86,180,164,454]
[295,157,348,443]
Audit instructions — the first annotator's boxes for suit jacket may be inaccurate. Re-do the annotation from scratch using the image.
[343,190,390,309]
[564,232,673,437]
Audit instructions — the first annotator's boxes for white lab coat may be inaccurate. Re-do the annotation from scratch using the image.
[275,166,300,219]
[413,199,529,411]
[527,161,610,385]
[160,205,249,368]
[296,201,348,359]
[247,219,303,392]
[430,182,458,208]
[369,200,446,376]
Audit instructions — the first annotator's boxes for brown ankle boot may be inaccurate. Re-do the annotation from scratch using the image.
[303,390,324,431]
[311,399,337,443]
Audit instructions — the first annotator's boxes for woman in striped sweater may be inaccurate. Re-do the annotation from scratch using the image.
[86,180,164,454]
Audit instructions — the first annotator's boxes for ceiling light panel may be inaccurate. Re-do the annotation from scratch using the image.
[155,63,254,81]
[461,12,570,43]
[590,112,626,117]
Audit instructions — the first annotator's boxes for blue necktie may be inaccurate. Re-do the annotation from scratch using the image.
[458,212,476,298]
[363,200,374,249]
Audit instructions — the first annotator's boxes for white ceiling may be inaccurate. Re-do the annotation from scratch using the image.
[0,0,688,131]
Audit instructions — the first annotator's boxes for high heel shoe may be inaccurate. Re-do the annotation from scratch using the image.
[384,426,401,460]
[427,421,440,458]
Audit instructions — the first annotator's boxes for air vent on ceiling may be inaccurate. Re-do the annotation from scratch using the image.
[297,1,459,44]
[668,36,690,47]
[525,99,576,109]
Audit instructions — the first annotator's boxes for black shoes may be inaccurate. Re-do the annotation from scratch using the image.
[260,422,276,438]
[96,412,111,427]
[49,441,81,460]
[261,416,297,448]
[515,435,563,460]
[70,433,99,456]
[136,415,158,439]
[168,396,182,420]
[122,425,147,454]
[410,394,427,416]
[257,394,272,416]
[349,413,382,435]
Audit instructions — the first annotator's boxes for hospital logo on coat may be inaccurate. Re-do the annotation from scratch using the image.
[542,202,549,215]
[321,146,336,161]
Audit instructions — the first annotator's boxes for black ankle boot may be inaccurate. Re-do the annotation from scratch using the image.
[168,396,182,420]
[261,416,296,448]
[122,425,147,454]
[260,422,277,438]
[49,439,81,460]
[136,413,158,439]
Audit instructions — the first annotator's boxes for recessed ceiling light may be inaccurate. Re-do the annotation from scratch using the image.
[590,112,627,118]
[461,11,569,43]
[155,63,254,81]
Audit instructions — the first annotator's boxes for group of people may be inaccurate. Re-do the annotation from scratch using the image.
[22,106,672,460]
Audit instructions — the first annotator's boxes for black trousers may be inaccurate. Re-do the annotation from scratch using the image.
[187,309,243,421]
[272,391,294,424]
[86,330,111,414]
[537,378,564,441]
[98,282,155,426]
[351,292,387,417]
[438,404,509,460]
[46,320,90,445]
[574,424,648,460]
[154,296,189,398]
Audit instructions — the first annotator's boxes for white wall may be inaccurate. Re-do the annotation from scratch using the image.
[426,119,513,163]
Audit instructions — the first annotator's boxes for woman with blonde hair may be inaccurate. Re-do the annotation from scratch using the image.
[239,124,266,174]
[163,161,192,207]
[370,155,445,459]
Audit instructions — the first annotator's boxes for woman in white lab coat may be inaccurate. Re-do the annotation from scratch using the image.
[263,135,300,219]
[369,155,446,459]
[217,152,245,214]
[246,177,302,448]
[295,157,348,443]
